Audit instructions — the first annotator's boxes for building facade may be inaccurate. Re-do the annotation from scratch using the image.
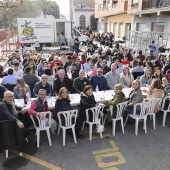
[128,0,170,47]
[69,0,97,29]
[95,0,133,38]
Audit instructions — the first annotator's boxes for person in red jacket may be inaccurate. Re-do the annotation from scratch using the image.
[50,56,63,69]
[122,55,131,67]
[71,52,79,61]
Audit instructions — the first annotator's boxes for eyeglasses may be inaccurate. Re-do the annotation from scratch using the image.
[7,96,14,98]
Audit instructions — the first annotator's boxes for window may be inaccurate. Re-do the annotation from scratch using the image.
[79,15,86,28]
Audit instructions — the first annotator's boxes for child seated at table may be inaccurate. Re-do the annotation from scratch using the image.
[107,84,126,123]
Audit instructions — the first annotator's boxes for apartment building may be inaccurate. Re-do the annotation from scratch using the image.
[128,0,170,46]
[70,0,97,29]
[95,0,133,38]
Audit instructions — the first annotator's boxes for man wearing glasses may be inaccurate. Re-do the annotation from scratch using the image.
[33,74,52,97]
[102,60,111,75]
[90,68,107,91]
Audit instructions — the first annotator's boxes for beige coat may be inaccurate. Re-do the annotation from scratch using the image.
[121,74,134,88]
[146,88,164,112]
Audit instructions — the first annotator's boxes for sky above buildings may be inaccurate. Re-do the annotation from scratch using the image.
[54,0,69,18]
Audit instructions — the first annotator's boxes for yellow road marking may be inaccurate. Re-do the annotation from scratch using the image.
[93,140,126,169]
[93,140,119,155]
[95,151,126,168]
[103,167,119,170]
[10,149,64,170]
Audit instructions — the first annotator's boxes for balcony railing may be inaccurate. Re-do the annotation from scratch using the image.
[142,0,170,10]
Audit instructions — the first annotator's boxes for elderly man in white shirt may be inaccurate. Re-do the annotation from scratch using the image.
[106,63,121,90]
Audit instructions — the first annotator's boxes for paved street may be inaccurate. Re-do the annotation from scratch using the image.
[0,112,170,170]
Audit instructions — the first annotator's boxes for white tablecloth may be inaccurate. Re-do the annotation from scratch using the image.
[15,88,148,111]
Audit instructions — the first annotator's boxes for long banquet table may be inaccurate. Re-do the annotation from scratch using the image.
[15,88,147,111]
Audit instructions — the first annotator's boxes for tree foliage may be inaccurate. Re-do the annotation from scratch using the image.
[0,0,40,30]
[36,0,60,18]
[0,0,60,30]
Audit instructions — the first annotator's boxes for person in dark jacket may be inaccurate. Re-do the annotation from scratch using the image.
[53,69,73,95]
[0,85,7,101]
[55,87,83,138]
[0,91,30,138]
[152,67,163,82]
[78,85,97,122]
[102,60,111,75]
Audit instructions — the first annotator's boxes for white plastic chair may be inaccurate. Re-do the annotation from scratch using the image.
[82,106,104,141]
[30,112,52,148]
[160,96,170,126]
[144,98,162,129]
[5,150,8,158]
[5,149,22,158]
[110,101,128,136]
[124,103,147,136]
[57,109,78,146]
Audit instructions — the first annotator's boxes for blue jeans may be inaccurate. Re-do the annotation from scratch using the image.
[125,108,140,116]
[75,46,79,55]
[70,46,74,52]
[125,108,134,115]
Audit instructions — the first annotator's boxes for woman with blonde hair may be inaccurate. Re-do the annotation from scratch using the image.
[140,69,152,87]
[121,67,134,88]
[125,79,143,116]
[55,87,71,113]
[55,87,83,138]
[13,78,31,99]
[146,78,164,112]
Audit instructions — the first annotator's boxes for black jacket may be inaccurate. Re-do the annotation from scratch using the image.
[78,95,97,121]
[53,77,73,95]
[0,101,21,122]
[103,66,111,75]
[0,85,7,101]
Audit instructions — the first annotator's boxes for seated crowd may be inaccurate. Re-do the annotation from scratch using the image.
[0,38,170,146]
